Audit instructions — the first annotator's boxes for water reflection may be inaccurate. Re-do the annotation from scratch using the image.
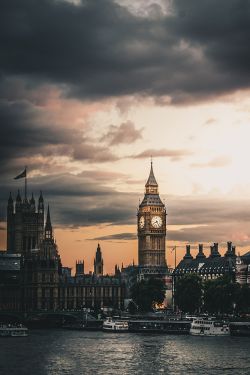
[0,331,250,375]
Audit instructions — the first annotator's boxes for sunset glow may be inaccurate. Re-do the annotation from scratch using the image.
[1,0,250,273]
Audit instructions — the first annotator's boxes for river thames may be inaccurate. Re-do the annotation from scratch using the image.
[1,330,250,375]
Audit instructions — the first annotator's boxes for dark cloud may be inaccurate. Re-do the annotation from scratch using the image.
[168,222,250,248]
[77,170,127,181]
[3,170,250,247]
[0,100,76,175]
[0,0,250,102]
[167,196,250,226]
[131,148,192,161]
[100,121,143,145]
[0,98,120,178]
[0,173,137,228]
[88,233,137,241]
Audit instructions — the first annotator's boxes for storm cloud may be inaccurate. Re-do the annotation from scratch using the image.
[0,0,250,102]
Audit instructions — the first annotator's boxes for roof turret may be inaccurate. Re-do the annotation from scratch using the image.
[30,193,35,205]
[16,190,21,202]
[8,192,13,204]
[145,161,158,188]
[45,205,53,240]
[38,191,44,202]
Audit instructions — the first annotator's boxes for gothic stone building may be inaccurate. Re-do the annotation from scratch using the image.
[1,191,124,312]
[122,163,171,304]
[236,251,250,285]
[136,162,168,281]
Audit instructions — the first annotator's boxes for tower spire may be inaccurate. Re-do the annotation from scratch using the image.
[45,205,53,240]
[94,243,103,276]
[145,160,158,194]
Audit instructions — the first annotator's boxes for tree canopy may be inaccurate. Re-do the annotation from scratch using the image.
[174,274,202,313]
[175,273,250,315]
[130,277,165,312]
[204,276,250,314]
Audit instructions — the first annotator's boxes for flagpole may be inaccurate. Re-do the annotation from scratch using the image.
[174,245,177,269]
[25,166,27,199]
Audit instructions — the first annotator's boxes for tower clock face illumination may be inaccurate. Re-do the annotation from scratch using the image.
[151,216,162,228]
[139,216,145,228]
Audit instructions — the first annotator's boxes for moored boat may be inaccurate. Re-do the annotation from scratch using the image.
[103,317,128,332]
[128,320,191,334]
[0,323,28,337]
[190,318,229,336]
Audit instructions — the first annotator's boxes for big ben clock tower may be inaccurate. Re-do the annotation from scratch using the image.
[137,162,167,267]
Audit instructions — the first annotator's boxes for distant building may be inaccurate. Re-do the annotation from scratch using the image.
[0,191,125,312]
[173,242,236,281]
[137,161,167,268]
[236,252,250,285]
[0,252,22,311]
[7,191,44,255]
[121,162,171,306]
[94,244,104,276]
[136,162,169,282]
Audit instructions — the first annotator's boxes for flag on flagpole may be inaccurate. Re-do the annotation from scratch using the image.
[14,168,26,180]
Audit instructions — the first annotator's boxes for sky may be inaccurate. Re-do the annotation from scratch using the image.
[1,0,250,273]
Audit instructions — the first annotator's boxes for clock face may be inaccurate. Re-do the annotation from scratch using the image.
[151,216,162,228]
[139,216,145,228]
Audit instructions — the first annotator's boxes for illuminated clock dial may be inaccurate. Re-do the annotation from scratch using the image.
[151,216,162,228]
[139,216,145,228]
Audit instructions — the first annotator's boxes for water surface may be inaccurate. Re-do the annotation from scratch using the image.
[0,330,249,375]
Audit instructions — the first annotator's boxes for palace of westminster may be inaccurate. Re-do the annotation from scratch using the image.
[0,163,249,312]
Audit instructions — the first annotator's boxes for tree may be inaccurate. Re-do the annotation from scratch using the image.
[203,276,241,314]
[130,277,165,312]
[237,284,250,313]
[175,274,202,313]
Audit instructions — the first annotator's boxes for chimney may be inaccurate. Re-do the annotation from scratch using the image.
[210,242,221,257]
[225,241,233,257]
[196,243,206,259]
[232,246,236,256]
[184,245,193,260]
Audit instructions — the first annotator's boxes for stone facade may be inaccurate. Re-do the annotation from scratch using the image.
[137,162,167,267]
[7,191,44,255]
[1,193,125,312]
[236,252,250,285]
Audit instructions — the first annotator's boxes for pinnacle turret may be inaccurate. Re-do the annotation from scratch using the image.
[7,192,14,215]
[16,190,21,202]
[94,243,103,276]
[8,192,13,204]
[38,191,44,213]
[145,161,158,188]
[45,205,53,240]
[30,193,35,204]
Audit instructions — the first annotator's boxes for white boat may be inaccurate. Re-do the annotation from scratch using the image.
[0,323,28,337]
[103,317,128,332]
[190,318,229,336]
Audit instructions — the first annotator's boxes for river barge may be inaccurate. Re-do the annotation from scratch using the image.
[0,323,28,337]
[103,317,129,332]
[128,320,190,334]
